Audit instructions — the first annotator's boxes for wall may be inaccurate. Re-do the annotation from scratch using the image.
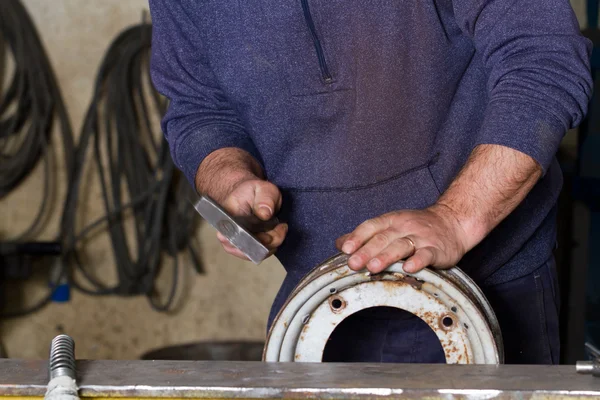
[0,0,285,359]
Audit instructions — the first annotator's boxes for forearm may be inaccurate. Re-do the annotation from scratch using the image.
[432,144,542,251]
[195,147,264,203]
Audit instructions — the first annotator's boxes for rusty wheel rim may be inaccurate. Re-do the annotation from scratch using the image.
[263,253,503,364]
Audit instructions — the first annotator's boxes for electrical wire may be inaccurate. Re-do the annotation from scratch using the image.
[1,4,199,317]
[0,0,75,240]
[0,0,75,318]
[61,22,201,312]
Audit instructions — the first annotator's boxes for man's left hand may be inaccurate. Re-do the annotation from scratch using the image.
[336,205,469,274]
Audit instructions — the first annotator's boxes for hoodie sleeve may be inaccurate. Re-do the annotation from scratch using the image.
[453,0,592,172]
[149,0,261,186]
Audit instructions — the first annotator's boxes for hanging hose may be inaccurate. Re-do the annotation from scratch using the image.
[0,0,75,318]
[1,6,200,317]
[61,21,201,312]
[0,0,75,240]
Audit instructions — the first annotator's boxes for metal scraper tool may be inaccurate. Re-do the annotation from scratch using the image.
[191,194,279,264]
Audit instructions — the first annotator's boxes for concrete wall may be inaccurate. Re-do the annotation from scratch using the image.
[572,0,587,28]
[0,0,590,359]
[1,0,285,359]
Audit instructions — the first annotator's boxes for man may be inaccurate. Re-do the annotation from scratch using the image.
[149,0,592,364]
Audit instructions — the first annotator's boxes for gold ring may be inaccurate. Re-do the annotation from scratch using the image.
[403,236,416,256]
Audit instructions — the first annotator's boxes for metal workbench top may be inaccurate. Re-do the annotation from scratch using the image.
[1,359,600,399]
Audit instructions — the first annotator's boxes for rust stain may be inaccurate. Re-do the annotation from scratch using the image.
[440,336,470,364]
[438,313,457,331]
[328,295,347,314]
[369,273,386,281]
[461,341,471,363]
[400,275,423,290]
[380,281,396,294]
[420,310,437,326]
[334,268,351,278]
[378,280,414,297]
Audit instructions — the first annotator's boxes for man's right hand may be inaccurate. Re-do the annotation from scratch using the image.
[195,148,288,261]
[217,178,287,260]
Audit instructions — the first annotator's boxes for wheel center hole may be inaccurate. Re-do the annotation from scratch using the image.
[322,307,446,363]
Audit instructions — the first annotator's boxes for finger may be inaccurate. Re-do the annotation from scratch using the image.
[335,233,350,251]
[217,233,250,251]
[218,223,286,258]
[223,190,253,216]
[223,246,250,260]
[347,229,398,271]
[217,232,233,247]
[216,231,229,243]
[220,240,251,260]
[253,182,282,220]
[268,223,288,248]
[403,246,437,273]
[217,232,252,260]
[341,217,390,255]
[366,237,417,274]
[256,223,288,249]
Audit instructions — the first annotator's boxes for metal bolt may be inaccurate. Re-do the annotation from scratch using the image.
[49,334,76,379]
[301,315,310,324]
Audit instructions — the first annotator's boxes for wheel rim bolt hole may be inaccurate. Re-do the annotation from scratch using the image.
[329,296,346,313]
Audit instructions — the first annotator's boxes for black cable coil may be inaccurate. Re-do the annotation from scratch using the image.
[0,0,75,240]
[1,1,200,317]
[61,21,201,312]
[0,0,75,318]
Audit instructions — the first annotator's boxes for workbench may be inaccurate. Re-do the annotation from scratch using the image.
[1,359,600,399]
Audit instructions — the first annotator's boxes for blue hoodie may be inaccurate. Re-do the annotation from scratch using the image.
[149,0,592,323]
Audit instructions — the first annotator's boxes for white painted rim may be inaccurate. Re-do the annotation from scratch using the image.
[264,254,503,364]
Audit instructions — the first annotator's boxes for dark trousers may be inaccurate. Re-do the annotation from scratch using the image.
[322,259,560,364]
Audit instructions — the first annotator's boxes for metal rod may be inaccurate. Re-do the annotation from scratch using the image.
[585,342,600,358]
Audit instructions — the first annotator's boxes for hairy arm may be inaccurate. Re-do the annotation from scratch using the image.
[339,144,542,273]
[340,0,591,273]
[434,144,542,253]
[195,148,264,203]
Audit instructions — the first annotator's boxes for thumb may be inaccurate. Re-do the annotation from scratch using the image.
[252,181,281,220]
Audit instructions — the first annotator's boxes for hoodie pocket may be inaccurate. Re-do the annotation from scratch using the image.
[275,161,442,277]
